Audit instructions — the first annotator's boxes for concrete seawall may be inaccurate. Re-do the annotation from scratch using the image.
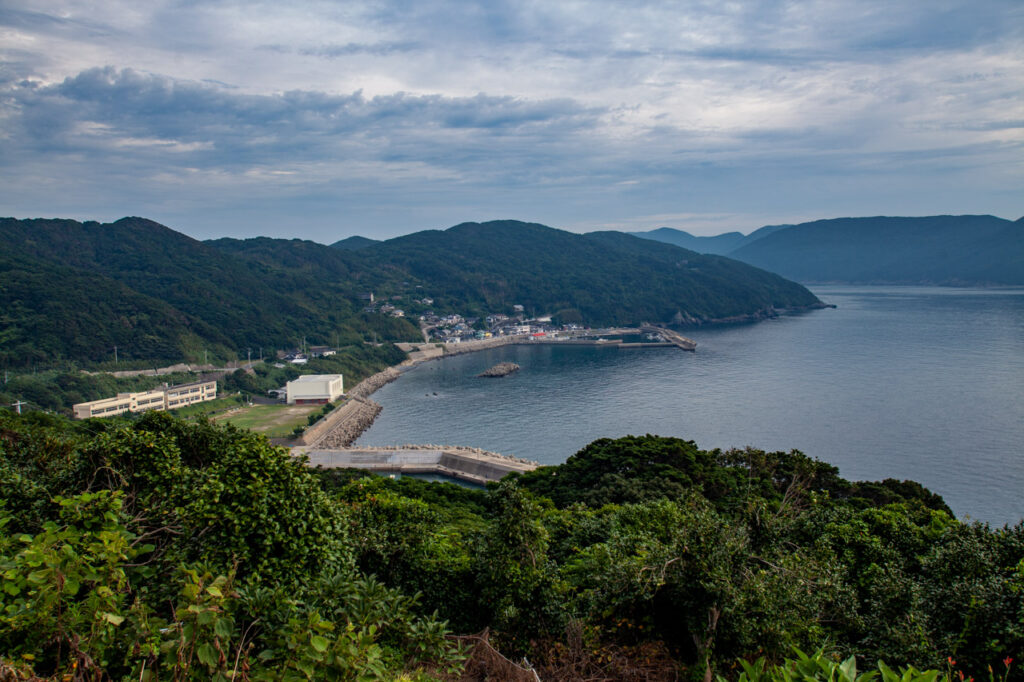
[296,445,539,485]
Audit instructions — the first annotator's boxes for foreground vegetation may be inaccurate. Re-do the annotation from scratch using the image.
[1,413,1021,680]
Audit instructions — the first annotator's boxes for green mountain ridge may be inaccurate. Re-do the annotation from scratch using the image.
[341,219,823,325]
[631,215,1024,285]
[331,235,380,250]
[1,216,821,369]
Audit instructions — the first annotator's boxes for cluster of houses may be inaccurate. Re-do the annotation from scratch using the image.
[277,346,337,365]
[361,291,585,344]
[425,311,573,344]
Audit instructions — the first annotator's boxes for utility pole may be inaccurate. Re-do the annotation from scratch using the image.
[247,348,251,365]
[11,400,26,415]
[113,345,118,364]
[204,349,208,365]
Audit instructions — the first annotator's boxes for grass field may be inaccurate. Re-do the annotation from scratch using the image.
[213,404,319,438]
[170,394,246,418]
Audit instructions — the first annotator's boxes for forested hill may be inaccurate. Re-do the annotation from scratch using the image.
[340,220,823,325]
[0,217,421,368]
[0,216,819,368]
[633,215,1024,285]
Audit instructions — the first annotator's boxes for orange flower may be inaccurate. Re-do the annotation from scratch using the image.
[1005,657,1014,668]
[949,657,957,667]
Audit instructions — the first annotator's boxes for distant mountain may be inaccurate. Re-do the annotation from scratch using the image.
[332,235,380,250]
[345,220,822,326]
[629,224,791,255]
[729,215,1023,285]
[630,228,746,255]
[632,215,1024,285]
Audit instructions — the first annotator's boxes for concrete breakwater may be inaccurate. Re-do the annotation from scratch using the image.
[297,445,539,485]
[304,397,382,448]
[347,366,402,399]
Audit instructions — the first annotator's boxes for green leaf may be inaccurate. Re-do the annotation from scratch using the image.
[197,642,218,667]
[27,569,50,584]
[310,635,330,653]
[102,612,125,626]
[214,617,234,639]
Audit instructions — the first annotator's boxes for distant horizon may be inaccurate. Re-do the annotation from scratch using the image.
[2,1,1021,242]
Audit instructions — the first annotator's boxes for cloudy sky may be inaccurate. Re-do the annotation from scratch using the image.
[1,0,1021,242]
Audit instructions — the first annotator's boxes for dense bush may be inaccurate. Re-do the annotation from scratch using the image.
[1,414,1021,681]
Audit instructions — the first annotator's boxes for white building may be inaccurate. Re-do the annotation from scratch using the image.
[286,374,344,405]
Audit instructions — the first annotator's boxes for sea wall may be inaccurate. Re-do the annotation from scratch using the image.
[299,445,538,484]
[302,397,382,448]
[347,366,402,399]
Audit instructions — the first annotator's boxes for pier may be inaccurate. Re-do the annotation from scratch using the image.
[294,445,539,485]
[639,325,697,350]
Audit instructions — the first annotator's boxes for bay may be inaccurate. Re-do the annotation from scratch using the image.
[357,286,1024,525]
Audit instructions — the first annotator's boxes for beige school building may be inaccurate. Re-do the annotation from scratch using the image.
[73,380,217,419]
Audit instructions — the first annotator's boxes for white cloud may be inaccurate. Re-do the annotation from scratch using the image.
[0,0,1021,239]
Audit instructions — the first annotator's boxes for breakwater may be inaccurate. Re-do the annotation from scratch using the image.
[347,366,402,398]
[296,444,539,485]
[303,397,382,448]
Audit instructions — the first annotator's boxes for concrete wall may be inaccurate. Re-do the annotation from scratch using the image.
[299,447,537,484]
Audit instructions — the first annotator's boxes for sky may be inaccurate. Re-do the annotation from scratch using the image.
[1,0,1022,242]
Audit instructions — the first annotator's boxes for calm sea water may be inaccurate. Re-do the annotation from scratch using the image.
[358,286,1024,525]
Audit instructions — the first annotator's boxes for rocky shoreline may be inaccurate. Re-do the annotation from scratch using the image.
[307,397,382,448]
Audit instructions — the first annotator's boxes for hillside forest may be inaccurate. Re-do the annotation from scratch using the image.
[0,217,821,372]
[2,411,1021,681]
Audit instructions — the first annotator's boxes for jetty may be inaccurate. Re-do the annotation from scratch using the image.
[639,325,697,351]
[295,445,539,485]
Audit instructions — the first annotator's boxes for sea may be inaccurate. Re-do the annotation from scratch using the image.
[357,286,1024,526]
